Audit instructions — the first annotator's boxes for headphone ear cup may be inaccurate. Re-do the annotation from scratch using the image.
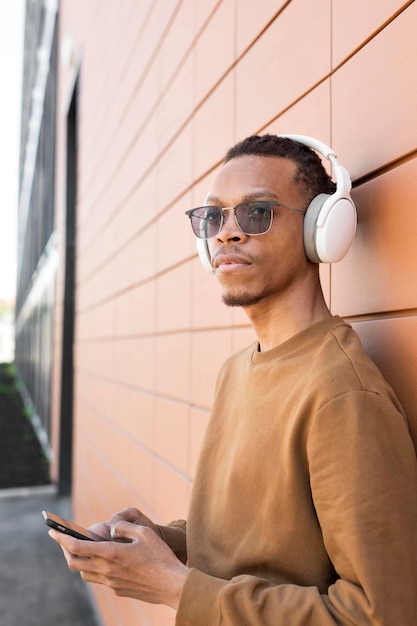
[196,238,215,273]
[303,193,357,263]
[303,193,330,263]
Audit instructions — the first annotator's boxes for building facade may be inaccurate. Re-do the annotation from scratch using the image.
[16,0,58,464]
[0,301,15,363]
[17,1,417,625]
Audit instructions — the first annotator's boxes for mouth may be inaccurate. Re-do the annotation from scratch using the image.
[212,253,253,272]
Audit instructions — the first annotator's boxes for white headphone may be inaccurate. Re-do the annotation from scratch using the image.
[195,134,357,271]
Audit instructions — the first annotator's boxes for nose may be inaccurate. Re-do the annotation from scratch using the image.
[216,208,249,244]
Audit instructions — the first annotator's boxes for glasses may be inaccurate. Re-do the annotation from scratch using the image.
[185,200,304,239]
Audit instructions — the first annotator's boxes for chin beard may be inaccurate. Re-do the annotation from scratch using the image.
[222,288,271,308]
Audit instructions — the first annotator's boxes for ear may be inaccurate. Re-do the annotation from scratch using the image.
[280,134,357,264]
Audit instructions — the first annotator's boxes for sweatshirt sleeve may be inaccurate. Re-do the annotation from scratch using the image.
[156,519,187,564]
[175,391,417,625]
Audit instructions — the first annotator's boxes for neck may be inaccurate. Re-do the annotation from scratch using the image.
[243,277,331,352]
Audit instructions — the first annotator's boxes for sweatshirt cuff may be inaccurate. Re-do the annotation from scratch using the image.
[156,522,187,563]
[176,568,225,625]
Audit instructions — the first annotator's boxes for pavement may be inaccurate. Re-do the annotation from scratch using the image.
[0,485,103,626]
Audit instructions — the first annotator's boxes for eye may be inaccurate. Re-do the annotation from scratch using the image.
[246,203,271,219]
[205,207,221,222]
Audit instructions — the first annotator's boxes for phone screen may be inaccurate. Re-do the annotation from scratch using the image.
[42,510,106,541]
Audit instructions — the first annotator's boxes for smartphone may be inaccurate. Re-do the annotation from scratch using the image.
[42,510,106,542]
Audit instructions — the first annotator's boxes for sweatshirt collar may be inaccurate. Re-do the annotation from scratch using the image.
[251,315,345,366]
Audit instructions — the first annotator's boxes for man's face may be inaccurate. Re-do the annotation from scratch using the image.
[206,155,310,309]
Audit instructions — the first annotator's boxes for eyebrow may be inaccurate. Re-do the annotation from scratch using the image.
[204,190,279,205]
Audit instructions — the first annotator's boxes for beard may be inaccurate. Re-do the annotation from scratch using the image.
[222,285,274,308]
[214,245,271,308]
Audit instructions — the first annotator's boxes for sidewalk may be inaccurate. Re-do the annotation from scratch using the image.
[0,485,102,626]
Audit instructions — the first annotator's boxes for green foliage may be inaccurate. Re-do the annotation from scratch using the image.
[0,361,51,488]
[0,362,18,394]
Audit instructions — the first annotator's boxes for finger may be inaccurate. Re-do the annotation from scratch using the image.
[110,520,140,542]
[48,534,92,572]
[88,521,111,539]
[110,507,142,525]
[48,528,107,558]
[80,570,128,591]
[48,527,76,548]
[63,547,92,571]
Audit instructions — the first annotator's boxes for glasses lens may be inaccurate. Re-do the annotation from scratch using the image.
[190,207,222,239]
[235,202,273,235]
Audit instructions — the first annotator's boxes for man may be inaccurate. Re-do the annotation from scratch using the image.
[50,135,417,624]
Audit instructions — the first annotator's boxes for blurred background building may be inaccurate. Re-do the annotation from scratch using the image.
[0,301,15,363]
[16,0,58,473]
[0,1,24,364]
[15,1,417,625]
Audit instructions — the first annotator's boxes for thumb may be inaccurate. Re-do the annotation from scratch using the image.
[110,520,138,543]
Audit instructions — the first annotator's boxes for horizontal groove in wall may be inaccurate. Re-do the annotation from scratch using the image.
[75,324,247,343]
[77,394,193,482]
[76,424,186,525]
[353,149,417,188]
[76,231,193,295]
[344,308,417,324]
[331,0,415,74]
[78,1,414,268]
[75,368,211,415]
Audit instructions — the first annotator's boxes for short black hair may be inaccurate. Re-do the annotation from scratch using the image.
[224,134,336,203]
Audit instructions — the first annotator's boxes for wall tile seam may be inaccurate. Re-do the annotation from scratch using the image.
[75,378,192,409]
[258,12,414,143]
[80,2,224,203]
[79,69,326,255]
[78,2,226,208]
[73,324,249,342]
[75,246,192,295]
[330,0,416,73]
[75,416,184,480]
[79,0,274,168]
[74,390,212,419]
[351,150,417,189]
[77,46,350,255]
[76,441,174,526]
[80,0,417,241]
[256,75,333,139]
[78,40,217,230]
[85,0,325,184]
[233,0,292,62]
[75,177,196,276]
[343,309,417,325]
[74,331,160,344]
[78,475,181,539]
[77,414,193,487]
[78,18,335,244]
[67,1,412,244]
[74,385,211,423]
[75,460,116,519]
[80,1,159,161]
[76,0,407,228]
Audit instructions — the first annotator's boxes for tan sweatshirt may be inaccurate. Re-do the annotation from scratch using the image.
[161,317,417,625]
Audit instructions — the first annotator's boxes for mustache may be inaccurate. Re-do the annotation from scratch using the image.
[211,245,260,265]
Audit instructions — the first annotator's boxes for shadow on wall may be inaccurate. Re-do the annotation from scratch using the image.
[354,318,417,455]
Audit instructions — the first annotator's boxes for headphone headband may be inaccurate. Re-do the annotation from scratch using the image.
[195,134,357,270]
[279,133,337,159]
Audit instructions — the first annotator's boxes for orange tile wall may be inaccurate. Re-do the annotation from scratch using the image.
[52,2,417,625]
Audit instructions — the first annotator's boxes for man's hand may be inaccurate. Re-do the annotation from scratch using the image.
[48,508,189,609]
[87,506,160,541]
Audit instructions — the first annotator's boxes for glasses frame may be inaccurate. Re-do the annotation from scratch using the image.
[185,200,305,240]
